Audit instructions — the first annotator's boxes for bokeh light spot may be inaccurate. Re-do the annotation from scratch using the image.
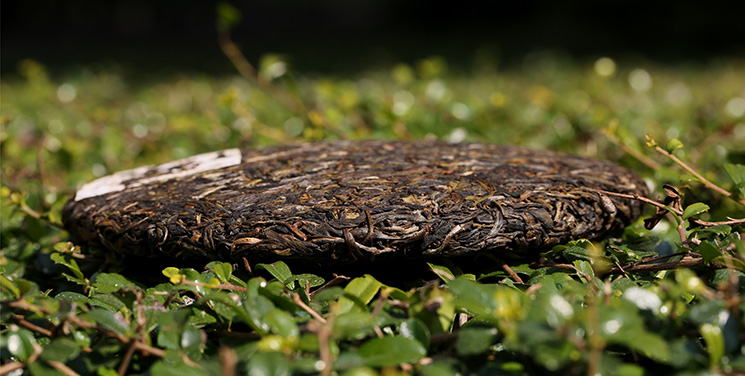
[725,97,745,117]
[284,117,305,137]
[628,69,652,92]
[133,124,148,138]
[447,127,467,143]
[451,103,472,120]
[665,82,692,107]
[594,57,616,77]
[57,83,77,103]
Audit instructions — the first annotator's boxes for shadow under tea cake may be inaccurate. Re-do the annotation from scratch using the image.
[63,140,648,265]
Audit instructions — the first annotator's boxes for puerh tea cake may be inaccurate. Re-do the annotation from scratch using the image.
[62,140,648,264]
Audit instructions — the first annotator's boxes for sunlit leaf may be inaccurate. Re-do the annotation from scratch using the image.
[357,337,426,367]
[682,202,709,220]
[338,275,382,314]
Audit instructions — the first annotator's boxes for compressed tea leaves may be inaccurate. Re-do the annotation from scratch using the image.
[63,140,648,265]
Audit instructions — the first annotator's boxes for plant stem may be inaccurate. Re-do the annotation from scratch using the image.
[654,146,745,206]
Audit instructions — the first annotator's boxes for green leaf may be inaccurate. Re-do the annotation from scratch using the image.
[357,336,426,367]
[56,291,89,305]
[50,252,85,281]
[0,274,20,298]
[690,224,732,237]
[665,138,684,153]
[700,323,724,368]
[449,277,497,317]
[150,357,206,376]
[682,202,710,220]
[455,326,498,355]
[180,326,204,359]
[90,293,127,312]
[85,308,130,336]
[724,163,745,198]
[399,318,431,349]
[428,262,456,282]
[209,261,233,283]
[287,273,325,289]
[257,261,294,287]
[40,337,80,362]
[246,351,291,376]
[333,312,376,340]
[216,2,242,33]
[5,328,37,361]
[92,273,136,294]
[162,267,180,279]
[338,275,382,314]
[572,260,595,282]
[698,240,723,263]
[263,308,299,338]
[242,294,275,335]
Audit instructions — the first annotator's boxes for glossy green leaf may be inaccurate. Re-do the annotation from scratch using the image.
[181,326,204,358]
[338,275,382,314]
[55,291,89,305]
[40,337,80,362]
[455,326,498,355]
[697,240,723,263]
[85,308,130,336]
[357,336,426,367]
[149,358,207,376]
[257,261,294,286]
[334,312,376,340]
[5,328,37,361]
[573,260,595,282]
[666,138,684,153]
[263,308,299,338]
[89,293,126,312]
[92,273,136,294]
[399,318,431,349]
[682,202,710,220]
[247,351,291,376]
[700,323,724,367]
[724,163,745,198]
[50,252,84,280]
[0,274,20,298]
[449,277,497,317]
[428,262,456,282]
[242,294,275,335]
[287,273,325,289]
[208,261,233,283]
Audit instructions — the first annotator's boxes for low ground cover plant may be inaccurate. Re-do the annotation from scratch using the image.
[1,54,744,375]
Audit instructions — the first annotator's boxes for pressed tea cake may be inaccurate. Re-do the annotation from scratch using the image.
[63,140,648,265]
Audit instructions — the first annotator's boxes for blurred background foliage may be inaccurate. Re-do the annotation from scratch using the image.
[2,1,745,375]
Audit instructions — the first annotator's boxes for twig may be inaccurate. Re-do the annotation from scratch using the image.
[48,361,80,376]
[653,145,745,206]
[602,127,662,170]
[13,314,53,336]
[0,362,25,375]
[219,346,237,376]
[588,188,745,228]
[606,255,729,274]
[310,274,350,298]
[500,260,525,284]
[117,341,138,376]
[217,283,248,293]
[317,313,335,376]
[5,299,201,369]
[611,258,630,279]
[291,293,326,324]
[217,33,305,116]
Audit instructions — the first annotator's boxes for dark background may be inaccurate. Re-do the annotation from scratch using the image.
[3,0,745,75]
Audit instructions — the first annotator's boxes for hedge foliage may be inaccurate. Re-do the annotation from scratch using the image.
[2,53,745,375]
